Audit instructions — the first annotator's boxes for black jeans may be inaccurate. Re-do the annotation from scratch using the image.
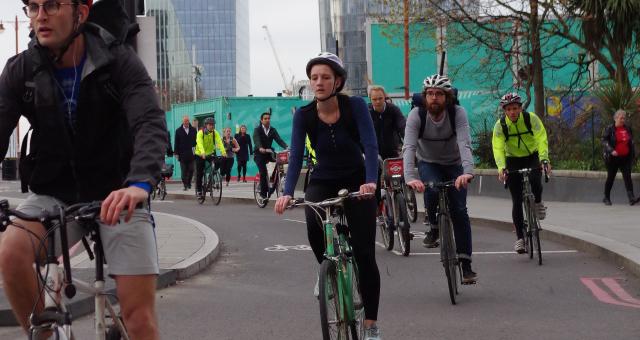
[506,154,543,240]
[179,158,194,188]
[305,174,380,320]
[604,155,634,199]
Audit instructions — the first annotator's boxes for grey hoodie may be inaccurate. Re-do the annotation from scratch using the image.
[402,106,474,182]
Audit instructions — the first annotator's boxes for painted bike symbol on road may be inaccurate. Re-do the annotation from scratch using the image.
[264,244,312,252]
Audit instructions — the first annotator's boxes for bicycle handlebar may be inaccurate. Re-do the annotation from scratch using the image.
[288,190,373,209]
[502,162,550,189]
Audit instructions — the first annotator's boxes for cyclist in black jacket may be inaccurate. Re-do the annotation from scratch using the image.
[0,1,164,338]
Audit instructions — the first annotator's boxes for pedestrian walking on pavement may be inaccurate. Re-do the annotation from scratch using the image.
[175,115,197,191]
[602,109,640,206]
[222,127,240,186]
[235,125,253,182]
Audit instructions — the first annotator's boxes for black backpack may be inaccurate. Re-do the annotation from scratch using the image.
[302,94,362,150]
[500,111,533,141]
[417,104,458,141]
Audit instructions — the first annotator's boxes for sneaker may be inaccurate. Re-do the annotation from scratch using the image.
[603,197,612,206]
[364,325,382,340]
[422,228,439,248]
[536,202,547,220]
[514,238,525,254]
[461,260,477,284]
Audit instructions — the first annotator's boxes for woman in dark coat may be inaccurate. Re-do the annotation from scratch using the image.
[602,109,639,205]
[234,125,253,182]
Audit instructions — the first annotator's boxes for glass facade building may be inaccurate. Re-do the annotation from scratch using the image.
[145,0,250,110]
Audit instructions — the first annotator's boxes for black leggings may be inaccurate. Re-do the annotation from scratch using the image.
[506,154,543,240]
[604,156,634,199]
[305,176,380,320]
[237,158,248,180]
[221,157,234,183]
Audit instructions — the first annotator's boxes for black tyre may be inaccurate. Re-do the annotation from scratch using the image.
[395,192,411,256]
[378,196,394,251]
[534,218,542,265]
[439,214,457,305]
[106,325,122,340]
[253,174,268,208]
[211,171,222,205]
[405,186,418,223]
[158,180,167,201]
[346,259,364,340]
[151,186,157,200]
[319,260,347,340]
[277,172,286,197]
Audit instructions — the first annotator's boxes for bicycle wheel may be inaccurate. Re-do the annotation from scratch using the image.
[439,213,457,305]
[524,201,534,260]
[106,325,122,340]
[211,171,222,205]
[277,172,286,197]
[346,260,364,340]
[319,260,348,340]
[159,180,167,201]
[253,174,267,208]
[378,197,394,251]
[395,192,411,257]
[151,185,157,200]
[533,216,542,265]
[405,186,418,223]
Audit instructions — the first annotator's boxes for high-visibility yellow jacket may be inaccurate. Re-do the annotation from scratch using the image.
[492,111,549,171]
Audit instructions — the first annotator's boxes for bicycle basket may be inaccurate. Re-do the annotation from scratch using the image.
[383,158,404,179]
[276,151,289,165]
[160,163,174,177]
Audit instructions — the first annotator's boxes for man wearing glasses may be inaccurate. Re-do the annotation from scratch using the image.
[403,74,477,284]
[0,1,164,338]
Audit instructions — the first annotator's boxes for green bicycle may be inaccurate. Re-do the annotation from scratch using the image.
[289,189,368,340]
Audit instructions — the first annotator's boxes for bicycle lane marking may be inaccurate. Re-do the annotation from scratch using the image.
[580,278,640,309]
[374,242,576,255]
[264,244,312,252]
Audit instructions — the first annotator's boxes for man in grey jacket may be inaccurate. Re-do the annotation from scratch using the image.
[403,74,477,284]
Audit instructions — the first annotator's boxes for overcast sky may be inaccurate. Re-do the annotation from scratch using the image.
[0,0,321,96]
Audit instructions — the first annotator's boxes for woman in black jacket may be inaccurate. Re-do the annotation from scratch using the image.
[234,125,252,182]
[602,109,639,205]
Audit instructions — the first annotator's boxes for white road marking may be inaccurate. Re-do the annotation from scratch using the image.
[284,219,306,224]
[375,242,577,255]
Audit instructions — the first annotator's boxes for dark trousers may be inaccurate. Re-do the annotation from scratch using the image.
[195,156,218,194]
[221,157,235,183]
[305,175,380,320]
[254,154,270,197]
[179,158,194,189]
[418,161,473,259]
[237,158,248,180]
[604,155,634,199]
[505,154,543,240]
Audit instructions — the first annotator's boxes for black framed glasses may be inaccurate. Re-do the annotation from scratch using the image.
[23,1,75,18]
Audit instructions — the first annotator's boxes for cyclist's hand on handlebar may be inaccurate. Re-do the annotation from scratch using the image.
[455,174,473,190]
[359,183,376,198]
[542,161,552,175]
[101,186,148,225]
[406,180,425,193]
[274,195,293,215]
[498,169,507,182]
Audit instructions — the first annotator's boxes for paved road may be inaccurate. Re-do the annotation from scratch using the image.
[2,200,637,339]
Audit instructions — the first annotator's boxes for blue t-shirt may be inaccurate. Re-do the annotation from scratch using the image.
[54,55,86,133]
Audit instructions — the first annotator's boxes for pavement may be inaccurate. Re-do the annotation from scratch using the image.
[1,177,639,326]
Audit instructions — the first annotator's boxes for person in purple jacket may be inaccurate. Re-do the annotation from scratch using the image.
[274,53,382,340]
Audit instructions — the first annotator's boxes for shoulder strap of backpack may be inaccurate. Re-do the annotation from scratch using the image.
[523,111,533,135]
[338,94,360,144]
[500,115,510,141]
[448,104,457,136]
[301,101,319,148]
[418,107,427,138]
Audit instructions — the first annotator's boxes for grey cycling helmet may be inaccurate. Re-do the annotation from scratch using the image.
[500,92,522,108]
[204,117,215,125]
[423,74,453,92]
[306,52,347,93]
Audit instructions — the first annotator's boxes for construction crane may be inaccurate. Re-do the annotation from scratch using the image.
[262,25,292,96]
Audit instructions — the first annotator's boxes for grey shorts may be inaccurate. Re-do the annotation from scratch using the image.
[16,194,159,276]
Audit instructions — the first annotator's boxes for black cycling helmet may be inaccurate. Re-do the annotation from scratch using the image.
[305,52,347,94]
[204,117,215,125]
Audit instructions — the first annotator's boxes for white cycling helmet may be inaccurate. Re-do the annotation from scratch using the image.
[306,52,347,93]
[423,74,452,92]
[500,92,522,108]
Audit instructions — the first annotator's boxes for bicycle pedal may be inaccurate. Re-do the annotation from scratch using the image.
[409,233,415,240]
[461,280,477,285]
